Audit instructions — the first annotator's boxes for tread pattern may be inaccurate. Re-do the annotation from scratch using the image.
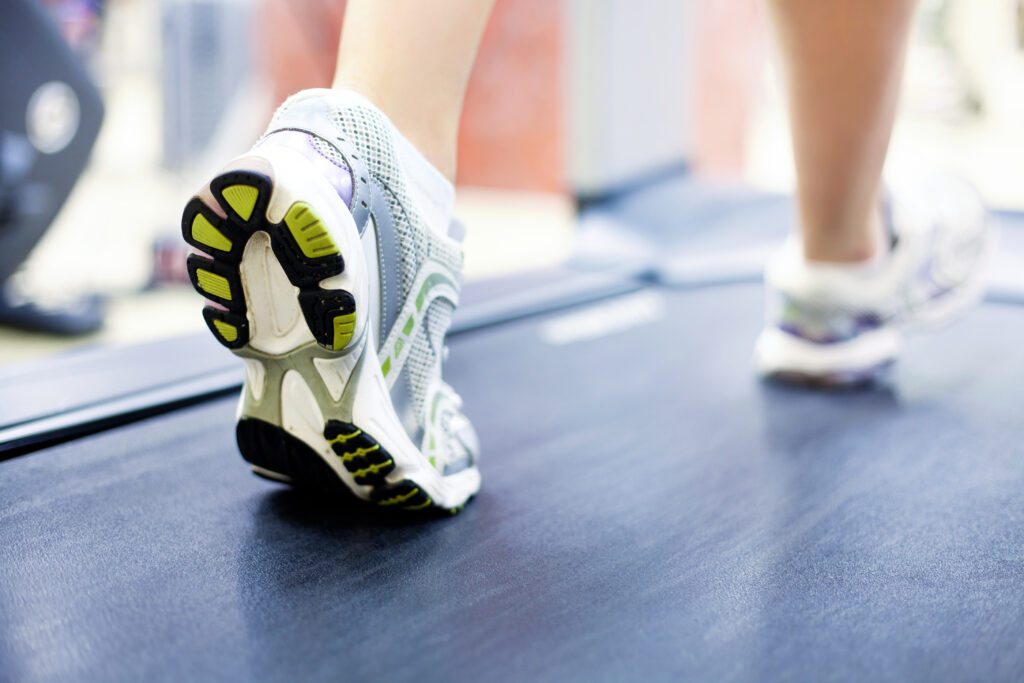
[237,418,354,498]
[181,170,353,351]
[325,419,453,513]
[298,290,358,351]
[238,418,461,515]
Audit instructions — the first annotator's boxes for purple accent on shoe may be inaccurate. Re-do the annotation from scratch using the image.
[914,254,956,302]
[779,311,884,345]
[255,130,354,205]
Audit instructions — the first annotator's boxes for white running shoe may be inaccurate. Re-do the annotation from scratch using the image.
[755,175,995,386]
[181,89,480,513]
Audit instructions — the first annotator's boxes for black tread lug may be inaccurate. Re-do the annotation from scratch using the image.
[201,307,249,349]
[325,420,437,504]
[209,171,272,231]
[324,419,395,486]
[186,254,245,312]
[236,419,355,499]
[297,290,357,348]
[268,230,345,289]
[180,198,247,265]
[370,481,434,511]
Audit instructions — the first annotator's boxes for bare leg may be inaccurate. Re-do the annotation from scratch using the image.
[333,0,496,181]
[767,0,917,263]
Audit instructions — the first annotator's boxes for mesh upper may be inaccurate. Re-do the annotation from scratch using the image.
[325,103,462,427]
[270,94,465,441]
[406,298,454,422]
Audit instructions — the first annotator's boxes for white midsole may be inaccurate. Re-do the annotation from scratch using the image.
[755,325,902,377]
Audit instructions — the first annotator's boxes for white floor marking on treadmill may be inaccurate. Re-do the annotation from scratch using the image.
[539,291,664,346]
[244,359,266,401]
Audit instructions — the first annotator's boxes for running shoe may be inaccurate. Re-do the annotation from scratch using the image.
[755,175,995,386]
[181,89,480,513]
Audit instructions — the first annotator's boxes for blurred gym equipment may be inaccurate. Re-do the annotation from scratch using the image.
[0,0,104,334]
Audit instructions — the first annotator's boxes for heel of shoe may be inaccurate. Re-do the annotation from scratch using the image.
[182,155,366,355]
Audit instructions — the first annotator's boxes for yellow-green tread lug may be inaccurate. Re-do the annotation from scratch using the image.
[377,488,421,507]
[284,203,339,259]
[335,445,380,462]
[221,184,259,221]
[328,429,362,445]
[195,269,232,301]
[332,312,357,350]
[191,214,232,252]
[212,320,238,342]
[351,460,394,479]
[323,420,450,513]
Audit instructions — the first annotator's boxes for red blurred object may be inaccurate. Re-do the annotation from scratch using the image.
[456,0,563,192]
[692,0,767,178]
[262,0,345,103]
[260,0,562,192]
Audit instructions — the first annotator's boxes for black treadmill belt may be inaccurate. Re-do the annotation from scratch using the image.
[2,283,1024,681]
[0,266,644,459]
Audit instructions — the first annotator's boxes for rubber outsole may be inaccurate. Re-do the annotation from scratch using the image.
[237,418,354,498]
[184,169,470,515]
[761,361,895,389]
[238,418,462,515]
[182,170,349,352]
[322,419,453,512]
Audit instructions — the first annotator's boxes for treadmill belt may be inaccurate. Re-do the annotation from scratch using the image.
[0,265,642,456]
[2,283,1023,681]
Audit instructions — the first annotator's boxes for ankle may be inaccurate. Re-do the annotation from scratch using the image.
[330,79,458,182]
[801,206,888,265]
[324,86,457,236]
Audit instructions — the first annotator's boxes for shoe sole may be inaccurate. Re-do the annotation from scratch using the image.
[754,326,900,387]
[182,153,477,514]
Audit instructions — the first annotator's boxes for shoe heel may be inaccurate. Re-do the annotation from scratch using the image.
[182,163,364,355]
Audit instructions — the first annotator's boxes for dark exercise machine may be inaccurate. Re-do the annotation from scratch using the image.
[1,188,1023,681]
[0,0,104,334]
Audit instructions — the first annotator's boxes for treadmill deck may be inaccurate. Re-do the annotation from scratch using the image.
[2,281,1023,681]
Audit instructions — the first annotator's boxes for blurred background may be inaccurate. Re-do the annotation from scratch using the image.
[3,0,1024,366]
